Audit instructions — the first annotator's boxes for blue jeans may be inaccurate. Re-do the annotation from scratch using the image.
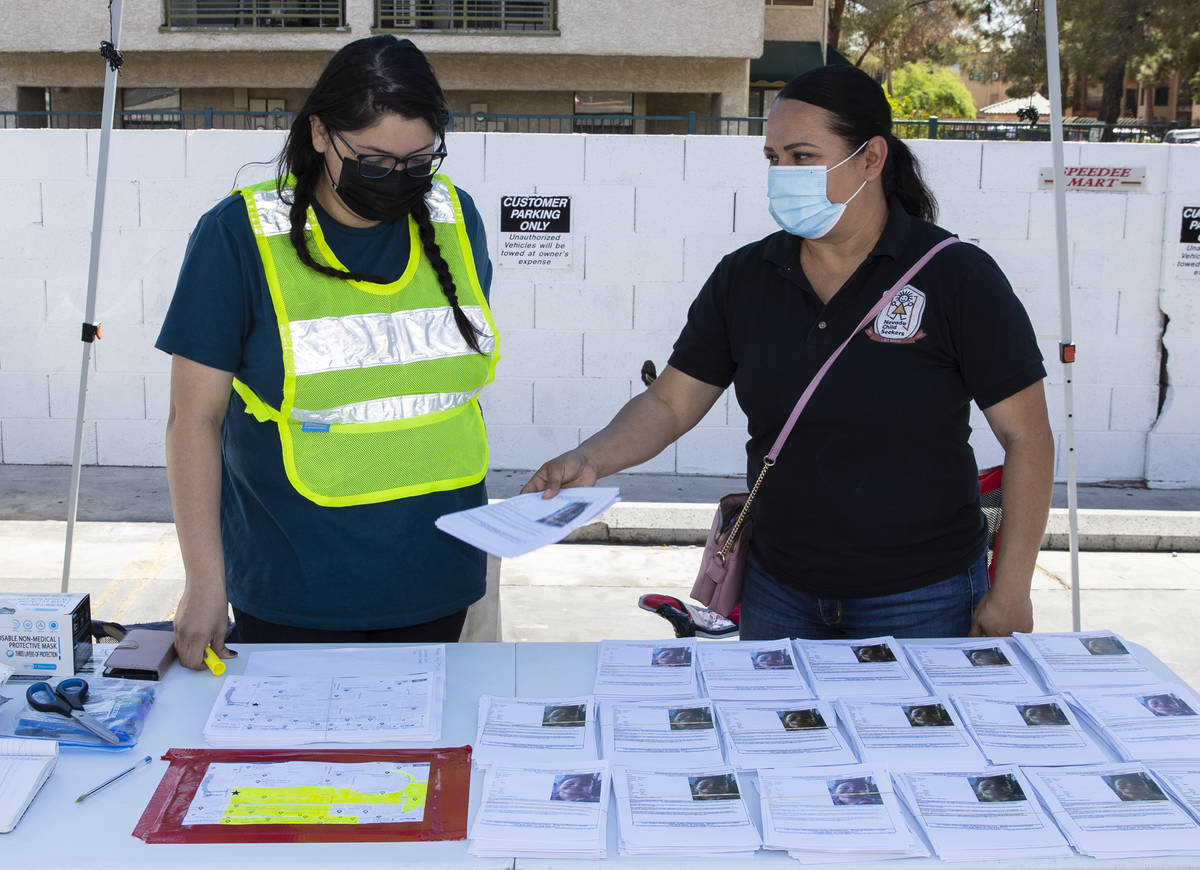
[739,550,990,641]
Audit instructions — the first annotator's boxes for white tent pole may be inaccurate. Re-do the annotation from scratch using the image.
[62,0,123,593]
[1041,0,1082,631]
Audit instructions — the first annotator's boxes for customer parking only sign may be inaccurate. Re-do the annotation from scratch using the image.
[1180,206,1200,281]
[498,195,572,269]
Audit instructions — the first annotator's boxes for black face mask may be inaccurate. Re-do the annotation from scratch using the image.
[328,157,432,223]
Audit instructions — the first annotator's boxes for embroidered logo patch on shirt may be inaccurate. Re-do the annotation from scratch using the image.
[868,284,927,343]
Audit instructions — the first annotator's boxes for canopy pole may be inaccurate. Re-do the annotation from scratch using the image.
[1041,0,1082,631]
[62,0,123,592]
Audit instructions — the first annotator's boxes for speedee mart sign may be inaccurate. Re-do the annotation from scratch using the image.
[1038,166,1146,191]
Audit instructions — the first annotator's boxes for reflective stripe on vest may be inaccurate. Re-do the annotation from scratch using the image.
[250,181,455,236]
[291,388,484,426]
[290,305,496,376]
[233,174,500,507]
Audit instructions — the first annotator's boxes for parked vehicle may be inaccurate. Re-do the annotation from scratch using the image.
[1164,128,1200,144]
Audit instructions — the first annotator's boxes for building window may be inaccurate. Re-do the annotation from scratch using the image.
[248,97,290,130]
[122,87,181,129]
[1125,88,1137,114]
[163,1,345,29]
[376,0,555,31]
[749,87,780,117]
[572,91,634,133]
[1154,86,1170,106]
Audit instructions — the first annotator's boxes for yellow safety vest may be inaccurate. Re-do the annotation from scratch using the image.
[231,175,500,507]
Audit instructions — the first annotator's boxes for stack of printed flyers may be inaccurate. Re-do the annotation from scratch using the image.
[202,646,445,745]
[464,631,1200,861]
[611,765,761,857]
[1023,763,1200,858]
[469,695,607,858]
[592,638,701,702]
[1012,630,1159,691]
[758,765,928,863]
[893,766,1074,860]
[468,763,611,859]
[1067,682,1200,761]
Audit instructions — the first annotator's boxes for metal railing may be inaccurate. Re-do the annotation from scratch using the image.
[163,0,345,29]
[375,0,554,31]
[894,116,1180,143]
[451,112,765,135]
[1,109,1183,142]
[0,109,295,130]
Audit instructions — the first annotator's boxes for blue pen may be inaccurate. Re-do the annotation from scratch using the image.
[75,755,152,803]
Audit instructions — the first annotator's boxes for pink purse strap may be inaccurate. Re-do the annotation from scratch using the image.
[715,236,961,559]
[766,235,961,462]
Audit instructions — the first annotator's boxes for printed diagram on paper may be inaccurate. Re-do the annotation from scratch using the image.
[203,675,438,744]
[181,761,431,825]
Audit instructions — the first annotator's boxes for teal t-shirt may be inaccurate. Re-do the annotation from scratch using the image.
[155,182,493,630]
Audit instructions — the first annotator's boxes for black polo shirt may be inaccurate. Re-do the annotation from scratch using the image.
[668,201,1045,598]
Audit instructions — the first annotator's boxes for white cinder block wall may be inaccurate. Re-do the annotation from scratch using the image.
[1,130,1196,485]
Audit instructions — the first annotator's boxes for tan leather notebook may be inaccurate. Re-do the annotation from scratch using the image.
[102,629,177,681]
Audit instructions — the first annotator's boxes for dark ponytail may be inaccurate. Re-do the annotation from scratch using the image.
[883,135,936,223]
[777,65,937,223]
[274,35,485,351]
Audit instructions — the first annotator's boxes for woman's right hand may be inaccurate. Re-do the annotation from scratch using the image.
[172,579,236,670]
[521,449,599,498]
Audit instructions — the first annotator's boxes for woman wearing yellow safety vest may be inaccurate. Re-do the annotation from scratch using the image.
[157,36,499,669]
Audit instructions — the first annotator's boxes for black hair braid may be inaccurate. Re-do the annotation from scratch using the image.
[280,175,388,284]
[410,197,486,354]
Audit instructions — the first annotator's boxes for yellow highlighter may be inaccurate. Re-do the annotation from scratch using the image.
[202,646,226,676]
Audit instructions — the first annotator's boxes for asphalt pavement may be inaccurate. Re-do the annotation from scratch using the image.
[1,464,1198,683]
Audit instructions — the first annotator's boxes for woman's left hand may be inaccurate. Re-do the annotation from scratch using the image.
[969,588,1033,637]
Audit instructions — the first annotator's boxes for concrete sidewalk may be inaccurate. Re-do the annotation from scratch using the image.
[3,464,1199,549]
[3,520,1200,686]
[1,464,1198,684]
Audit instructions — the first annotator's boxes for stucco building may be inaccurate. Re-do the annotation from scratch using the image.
[1,0,832,129]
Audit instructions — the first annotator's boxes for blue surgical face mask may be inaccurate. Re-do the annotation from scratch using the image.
[767,141,869,239]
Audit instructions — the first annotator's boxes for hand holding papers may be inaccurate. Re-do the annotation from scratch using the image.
[758,766,928,863]
[473,696,598,766]
[435,487,619,558]
[468,764,610,859]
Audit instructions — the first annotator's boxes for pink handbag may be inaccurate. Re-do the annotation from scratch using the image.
[690,238,960,616]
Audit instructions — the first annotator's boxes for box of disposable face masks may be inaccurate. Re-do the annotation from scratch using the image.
[0,593,92,676]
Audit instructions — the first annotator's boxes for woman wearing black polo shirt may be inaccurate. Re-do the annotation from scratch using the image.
[523,65,1053,641]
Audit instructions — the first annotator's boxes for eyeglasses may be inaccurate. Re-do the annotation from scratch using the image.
[329,128,446,179]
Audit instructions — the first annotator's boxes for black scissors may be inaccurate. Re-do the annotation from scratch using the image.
[26,678,121,745]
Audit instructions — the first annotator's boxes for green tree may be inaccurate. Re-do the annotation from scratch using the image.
[837,0,983,70]
[890,62,979,117]
[982,0,1200,136]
